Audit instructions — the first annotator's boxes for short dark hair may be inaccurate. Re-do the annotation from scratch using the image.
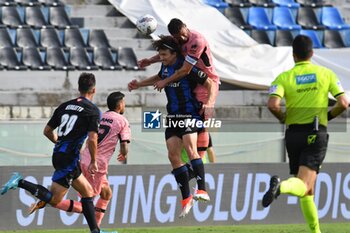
[292,35,313,60]
[152,35,182,56]
[168,18,185,35]
[107,91,125,111]
[78,72,96,94]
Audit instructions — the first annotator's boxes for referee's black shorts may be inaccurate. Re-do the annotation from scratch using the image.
[285,124,329,175]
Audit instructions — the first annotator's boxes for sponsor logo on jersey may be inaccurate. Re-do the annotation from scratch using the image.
[296,74,317,85]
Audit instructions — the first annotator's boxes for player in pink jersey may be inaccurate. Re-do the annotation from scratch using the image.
[138,18,219,167]
[29,92,131,231]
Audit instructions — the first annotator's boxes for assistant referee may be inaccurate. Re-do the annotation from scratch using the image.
[262,35,348,233]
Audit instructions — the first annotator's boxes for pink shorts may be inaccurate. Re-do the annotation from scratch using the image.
[81,163,109,196]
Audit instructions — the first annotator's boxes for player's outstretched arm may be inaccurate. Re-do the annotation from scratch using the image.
[154,62,193,91]
[128,75,161,92]
[137,54,161,68]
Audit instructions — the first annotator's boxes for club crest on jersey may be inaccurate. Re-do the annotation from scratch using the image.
[296,74,316,85]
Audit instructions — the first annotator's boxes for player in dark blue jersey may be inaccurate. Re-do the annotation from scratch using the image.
[128,35,214,218]
[1,73,105,233]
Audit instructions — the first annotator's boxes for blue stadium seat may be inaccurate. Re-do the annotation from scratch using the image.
[22,47,50,70]
[0,47,27,70]
[88,29,110,48]
[0,27,15,47]
[341,29,350,47]
[299,29,323,48]
[224,7,253,30]
[1,6,25,28]
[46,47,74,70]
[16,27,39,47]
[117,47,141,70]
[273,7,301,30]
[25,6,49,28]
[321,7,350,30]
[49,6,72,28]
[93,47,122,70]
[40,27,62,48]
[202,0,229,13]
[64,27,87,48]
[297,7,325,30]
[272,0,300,8]
[248,7,277,30]
[323,29,346,48]
[69,47,98,70]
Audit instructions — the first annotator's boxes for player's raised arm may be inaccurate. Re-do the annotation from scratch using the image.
[137,54,161,69]
[128,74,161,91]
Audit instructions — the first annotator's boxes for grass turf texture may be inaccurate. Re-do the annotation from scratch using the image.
[1,223,350,233]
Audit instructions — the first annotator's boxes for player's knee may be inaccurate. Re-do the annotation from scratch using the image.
[100,186,112,200]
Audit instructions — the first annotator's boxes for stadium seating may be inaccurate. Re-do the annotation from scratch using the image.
[46,47,73,70]
[69,47,98,70]
[323,29,346,48]
[248,7,277,30]
[39,27,62,48]
[88,29,111,48]
[203,0,229,12]
[320,7,350,30]
[224,7,253,30]
[16,27,39,47]
[229,0,252,7]
[273,6,302,30]
[249,0,276,7]
[272,0,300,8]
[0,27,15,47]
[64,27,87,48]
[93,47,122,70]
[275,29,295,46]
[296,0,326,7]
[25,6,49,28]
[22,47,50,69]
[297,7,326,29]
[299,29,323,47]
[0,47,26,69]
[117,47,141,70]
[49,6,72,28]
[15,0,40,6]
[1,6,25,27]
[341,29,350,47]
[0,0,16,6]
[251,29,274,45]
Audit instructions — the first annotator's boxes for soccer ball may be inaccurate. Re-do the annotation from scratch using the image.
[136,14,157,35]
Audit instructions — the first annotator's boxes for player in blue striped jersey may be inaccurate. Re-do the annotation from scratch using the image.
[128,35,215,218]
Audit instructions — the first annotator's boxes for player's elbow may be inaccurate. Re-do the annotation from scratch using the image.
[338,96,349,110]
